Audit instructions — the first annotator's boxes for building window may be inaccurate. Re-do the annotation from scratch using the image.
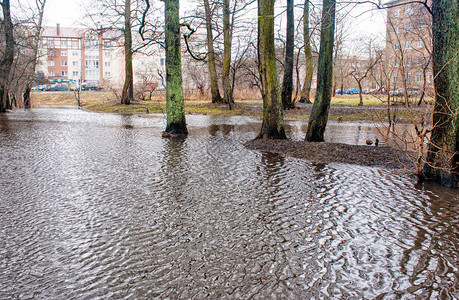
[48,50,54,56]
[72,40,79,48]
[403,57,411,67]
[415,72,422,83]
[61,40,68,47]
[393,59,399,67]
[104,71,111,77]
[404,40,412,49]
[417,39,423,49]
[48,39,54,47]
[392,74,398,83]
[404,23,413,33]
[49,71,55,76]
[61,71,68,76]
[427,72,433,83]
[73,71,79,76]
[61,51,67,56]
[61,60,68,66]
[104,62,110,67]
[405,73,411,83]
[405,6,414,15]
[160,58,165,66]
[104,40,111,47]
[394,9,400,18]
[72,51,78,56]
[72,61,78,66]
[104,51,111,58]
[38,50,43,56]
[48,60,55,66]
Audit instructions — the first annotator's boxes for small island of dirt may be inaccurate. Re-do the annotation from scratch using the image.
[245,139,415,170]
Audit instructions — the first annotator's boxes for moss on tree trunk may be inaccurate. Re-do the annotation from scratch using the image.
[165,0,187,135]
[0,0,14,113]
[222,0,232,107]
[423,0,458,188]
[300,0,313,104]
[256,0,286,140]
[305,0,335,142]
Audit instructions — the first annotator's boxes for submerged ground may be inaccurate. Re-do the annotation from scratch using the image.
[30,91,425,172]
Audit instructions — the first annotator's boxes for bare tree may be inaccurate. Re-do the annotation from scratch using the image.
[0,0,14,112]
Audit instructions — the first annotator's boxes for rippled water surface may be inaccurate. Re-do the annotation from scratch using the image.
[1,108,458,299]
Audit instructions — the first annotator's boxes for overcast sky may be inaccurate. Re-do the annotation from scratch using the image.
[38,0,386,46]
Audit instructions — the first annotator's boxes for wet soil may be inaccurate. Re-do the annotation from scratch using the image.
[245,139,416,170]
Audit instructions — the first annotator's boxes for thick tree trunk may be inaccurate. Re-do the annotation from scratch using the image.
[423,0,458,188]
[222,0,232,107]
[300,0,313,104]
[305,0,335,142]
[121,0,133,105]
[164,0,187,135]
[0,0,14,113]
[256,0,286,140]
[281,0,294,109]
[204,0,223,103]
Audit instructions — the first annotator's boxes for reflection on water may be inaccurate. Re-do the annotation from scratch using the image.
[0,108,458,299]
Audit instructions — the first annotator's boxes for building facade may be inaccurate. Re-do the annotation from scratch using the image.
[36,24,124,85]
[385,0,433,95]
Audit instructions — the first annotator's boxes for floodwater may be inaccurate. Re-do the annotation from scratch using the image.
[0,108,458,299]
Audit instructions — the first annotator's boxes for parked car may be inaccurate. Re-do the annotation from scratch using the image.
[45,84,68,91]
[70,84,80,91]
[335,89,344,95]
[81,82,103,91]
[32,84,50,91]
[346,88,360,94]
[389,87,420,97]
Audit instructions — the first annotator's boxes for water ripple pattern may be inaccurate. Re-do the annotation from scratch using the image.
[0,108,458,299]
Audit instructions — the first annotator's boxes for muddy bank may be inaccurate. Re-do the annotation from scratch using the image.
[245,139,415,170]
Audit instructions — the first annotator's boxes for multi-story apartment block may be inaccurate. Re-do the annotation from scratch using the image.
[385,0,433,95]
[36,24,123,85]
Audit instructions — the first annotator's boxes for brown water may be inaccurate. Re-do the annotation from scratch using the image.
[0,108,458,299]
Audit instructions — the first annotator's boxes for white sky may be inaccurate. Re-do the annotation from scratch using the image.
[24,0,387,49]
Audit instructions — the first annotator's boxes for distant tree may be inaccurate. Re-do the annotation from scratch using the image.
[256,0,286,139]
[348,39,382,106]
[164,0,187,135]
[0,0,14,113]
[305,0,336,142]
[281,0,294,109]
[23,0,47,108]
[203,0,223,103]
[423,0,458,187]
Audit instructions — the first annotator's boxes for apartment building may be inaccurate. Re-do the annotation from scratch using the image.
[36,24,123,85]
[385,0,433,94]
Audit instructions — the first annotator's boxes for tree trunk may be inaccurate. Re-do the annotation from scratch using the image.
[357,80,363,106]
[204,0,223,103]
[281,0,294,109]
[24,0,46,109]
[164,0,187,135]
[305,0,335,142]
[300,0,313,104]
[0,0,14,113]
[423,0,458,188]
[256,0,286,140]
[121,0,133,105]
[222,0,232,107]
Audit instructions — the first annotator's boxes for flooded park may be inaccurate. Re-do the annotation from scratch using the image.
[0,108,458,298]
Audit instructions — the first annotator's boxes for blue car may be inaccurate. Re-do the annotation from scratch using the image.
[346,88,360,94]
